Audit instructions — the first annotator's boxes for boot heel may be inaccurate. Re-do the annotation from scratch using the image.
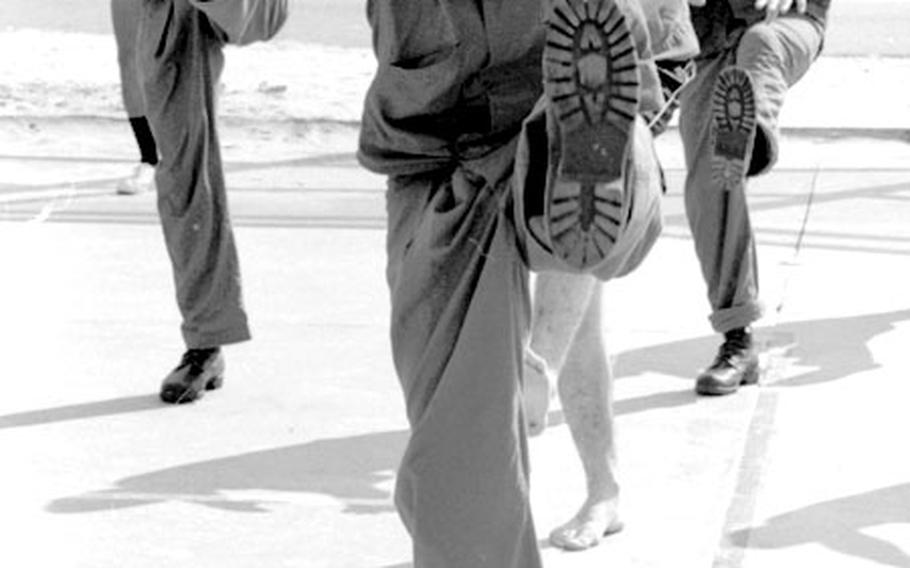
[206,375,224,391]
[741,360,760,386]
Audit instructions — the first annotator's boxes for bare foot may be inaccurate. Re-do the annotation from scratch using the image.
[549,498,623,551]
[523,349,554,437]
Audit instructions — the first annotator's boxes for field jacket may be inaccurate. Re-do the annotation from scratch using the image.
[358,0,699,176]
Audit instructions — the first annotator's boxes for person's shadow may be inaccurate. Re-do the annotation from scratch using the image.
[614,308,910,389]
[47,429,407,515]
[32,309,910,521]
[728,483,910,567]
[0,395,164,430]
[547,308,910,426]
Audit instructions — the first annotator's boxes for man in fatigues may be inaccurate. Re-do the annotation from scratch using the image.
[137,0,288,403]
[678,0,829,395]
[360,0,682,564]
[520,0,701,551]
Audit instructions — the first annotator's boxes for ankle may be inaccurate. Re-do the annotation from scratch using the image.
[724,327,752,344]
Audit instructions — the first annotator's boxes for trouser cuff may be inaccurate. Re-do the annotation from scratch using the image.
[709,301,764,334]
[183,324,251,349]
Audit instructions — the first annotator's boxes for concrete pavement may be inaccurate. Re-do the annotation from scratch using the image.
[2,105,910,568]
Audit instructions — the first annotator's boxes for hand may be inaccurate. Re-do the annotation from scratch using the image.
[754,0,807,22]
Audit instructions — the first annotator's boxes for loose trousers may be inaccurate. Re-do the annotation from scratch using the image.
[385,105,664,567]
[138,0,251,348]
[111,0,145,118]
[678,15,823,332]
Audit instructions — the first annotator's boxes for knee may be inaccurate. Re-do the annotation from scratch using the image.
[737,25,783,67]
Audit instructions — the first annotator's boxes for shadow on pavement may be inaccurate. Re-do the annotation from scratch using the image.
[32,310,910,523]
[47,429,407,516]
[547,309,910,427]
[728,483,910,567]
[758,309,910,388]
[613,309,910,389]
[0,395,164,430]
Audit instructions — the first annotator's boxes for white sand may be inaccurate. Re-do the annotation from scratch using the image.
[3,28,909,132]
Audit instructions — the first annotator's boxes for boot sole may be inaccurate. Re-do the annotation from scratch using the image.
[711,67,756,192]
[543,0,639,270]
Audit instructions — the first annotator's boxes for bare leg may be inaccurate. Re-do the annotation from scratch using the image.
[523,271,621,549]
[548,284,622,550]
[524,272,598,436]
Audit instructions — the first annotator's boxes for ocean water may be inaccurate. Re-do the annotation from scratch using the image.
[0,0,373,124]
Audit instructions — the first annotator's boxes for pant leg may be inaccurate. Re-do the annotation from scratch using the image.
[138,0,250,348]
[678,15,823,333]
[679,53,763,333]
[386,144,541,567]
[736,16,824,175]
[111,0,145,118]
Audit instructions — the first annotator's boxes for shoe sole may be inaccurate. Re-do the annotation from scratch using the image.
[695,359,760,396]
[160,374,223,404]
[543,0,639,270]
[711,67,756,192]
[160,359,225,404]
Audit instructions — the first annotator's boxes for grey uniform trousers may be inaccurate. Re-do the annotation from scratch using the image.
[678,15,824,333]
[386,103,663,567]
[137,0,286,347]
[111,0,145,118]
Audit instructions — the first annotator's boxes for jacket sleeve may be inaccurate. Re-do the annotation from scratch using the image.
[189,0,289,45]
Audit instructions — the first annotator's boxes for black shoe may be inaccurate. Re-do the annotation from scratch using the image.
[695,328,759,396]
[160,347,225,404]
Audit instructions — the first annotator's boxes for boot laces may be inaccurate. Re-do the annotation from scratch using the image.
[715,331,751,365]
[178,348,218,370]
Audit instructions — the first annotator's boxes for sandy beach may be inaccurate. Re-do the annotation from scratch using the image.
[1,0,371,48]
